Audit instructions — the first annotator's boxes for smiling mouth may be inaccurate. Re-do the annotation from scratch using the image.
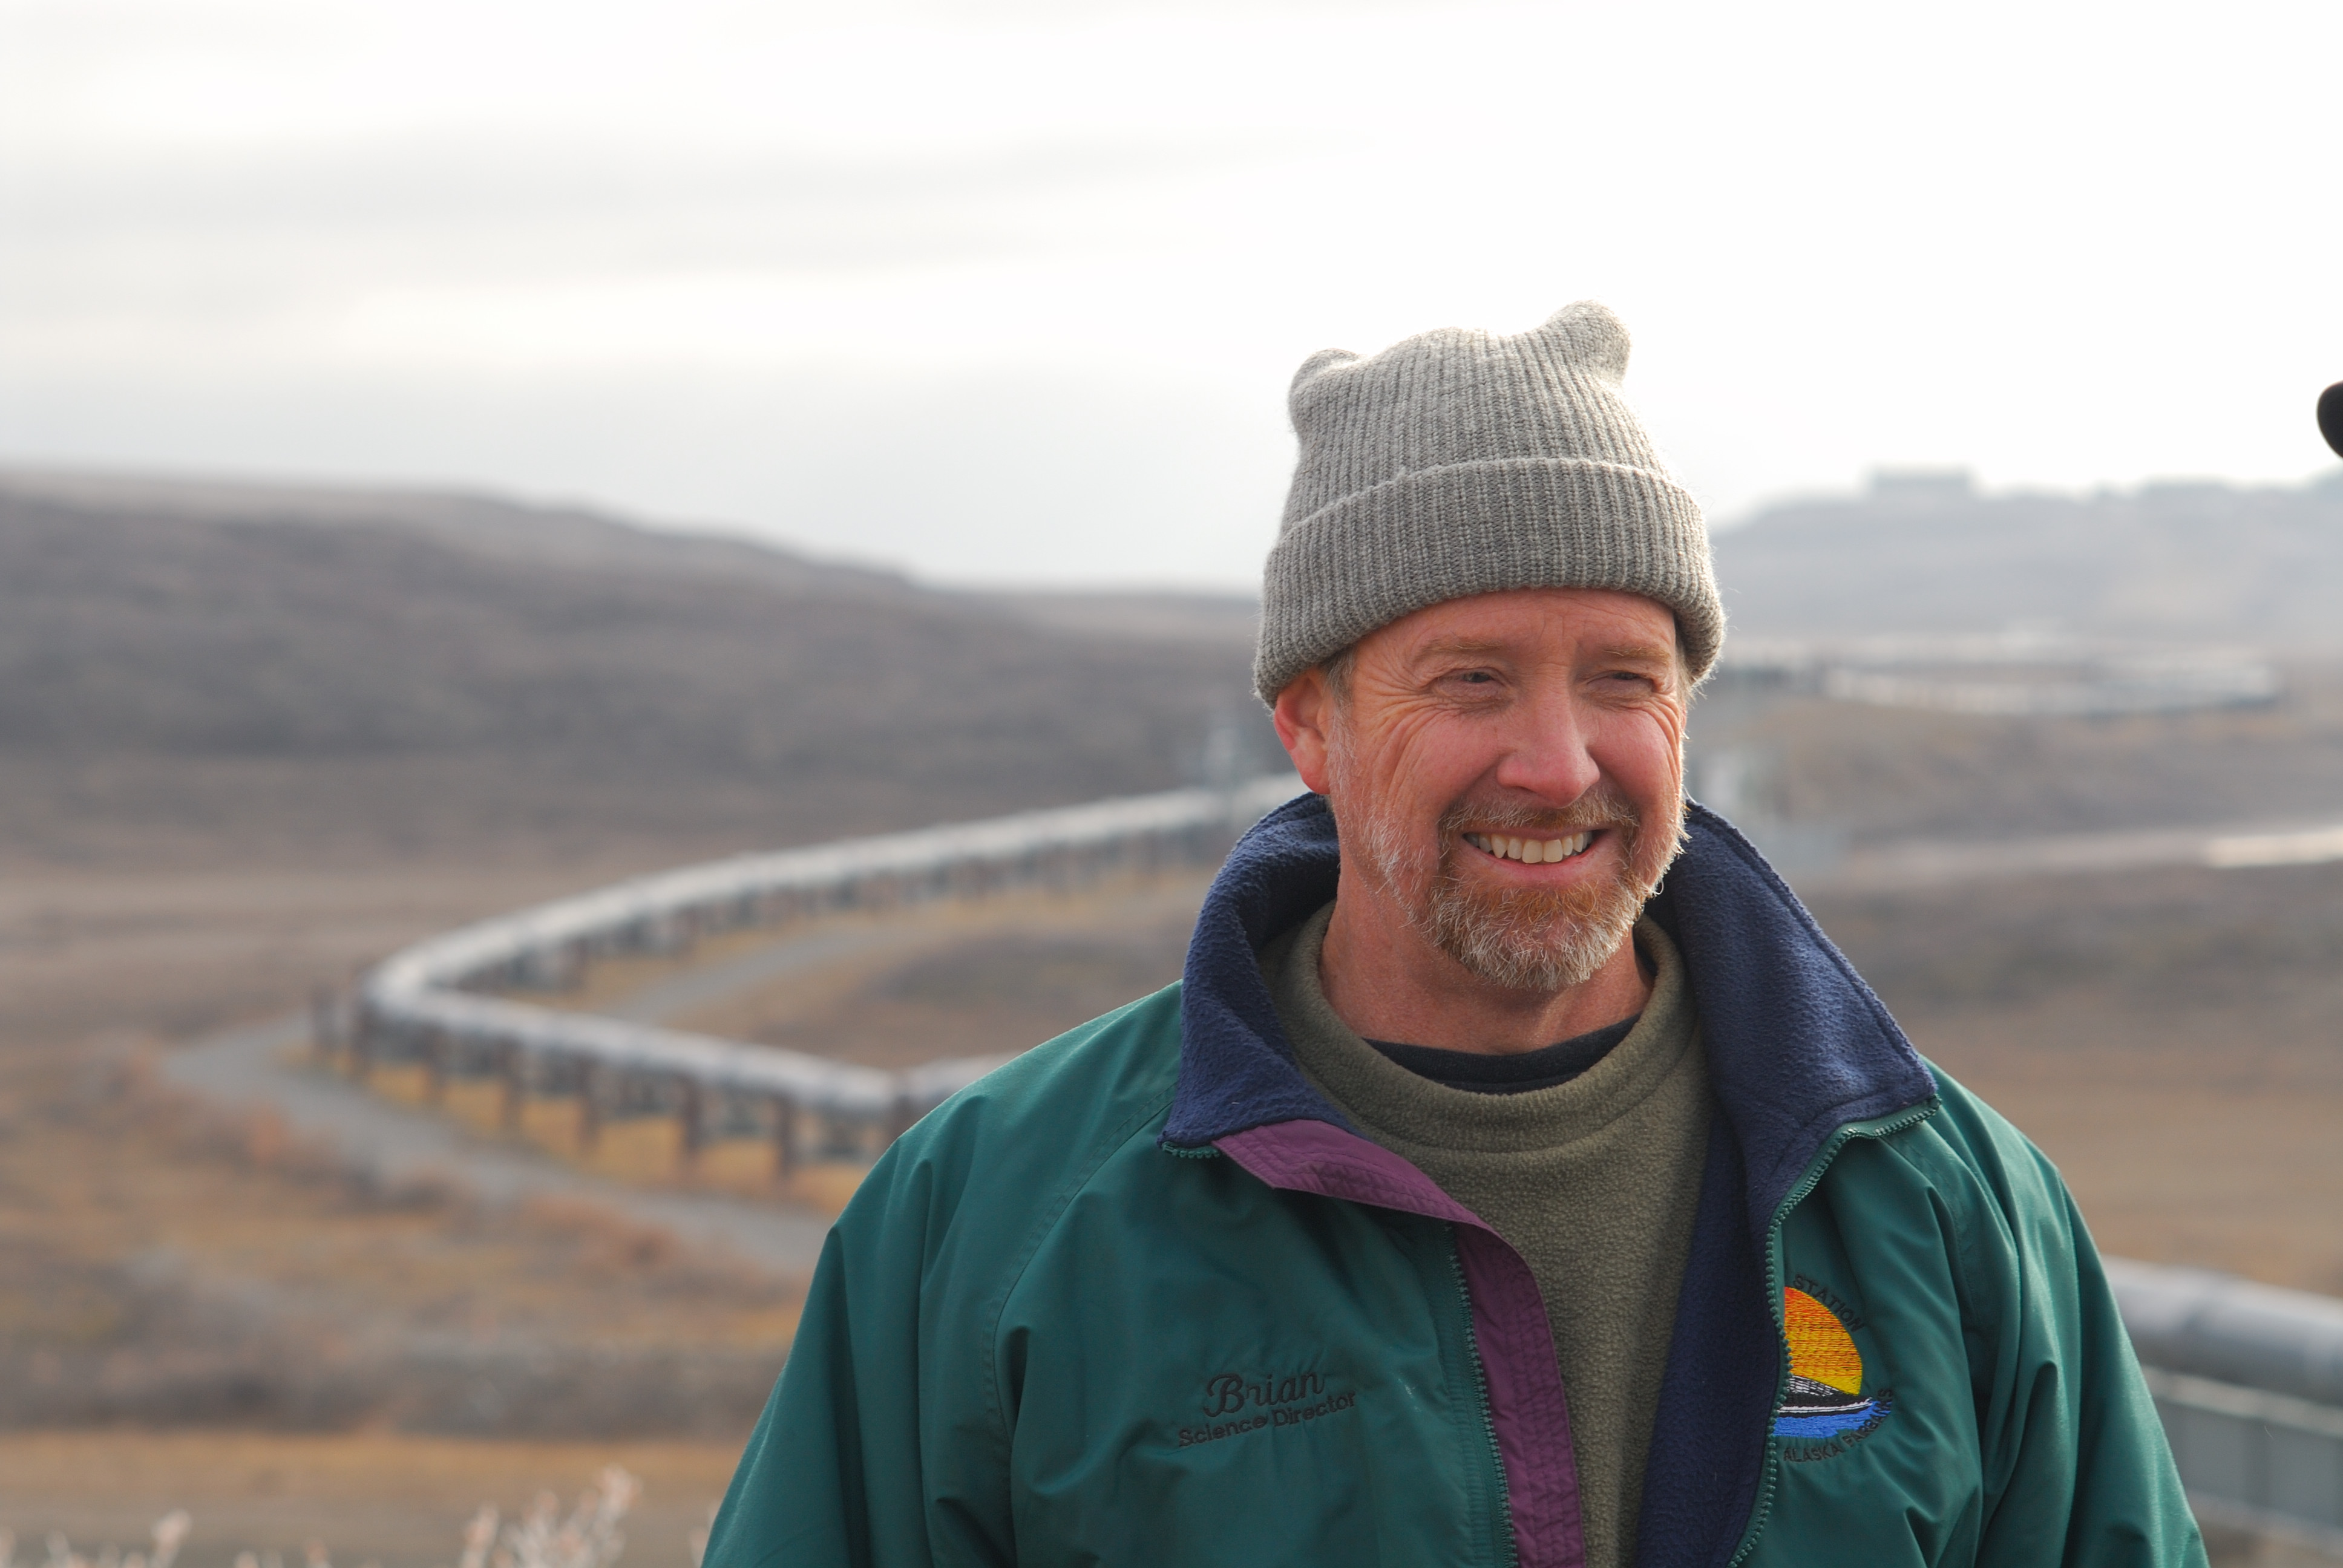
[1461,830,1597,866]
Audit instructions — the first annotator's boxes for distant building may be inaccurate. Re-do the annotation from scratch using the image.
[1867,468,1976,503]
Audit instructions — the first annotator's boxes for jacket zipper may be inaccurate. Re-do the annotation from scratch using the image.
[1449,1240,1518,1568]
[1724,1097,1941,1568]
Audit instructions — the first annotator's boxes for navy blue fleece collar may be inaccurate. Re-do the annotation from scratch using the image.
[1165,792,1938,1238]
[1165,792,1352,1143]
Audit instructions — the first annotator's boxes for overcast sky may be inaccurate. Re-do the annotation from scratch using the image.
[2,0,2337,588]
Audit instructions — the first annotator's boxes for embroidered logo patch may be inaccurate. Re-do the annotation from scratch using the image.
[1772,1285,1892,1451]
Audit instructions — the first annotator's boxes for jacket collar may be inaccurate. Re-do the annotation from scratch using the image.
[1166,792,1937,1240]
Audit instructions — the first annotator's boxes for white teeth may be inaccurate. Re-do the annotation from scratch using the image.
[1467,830,1594,862]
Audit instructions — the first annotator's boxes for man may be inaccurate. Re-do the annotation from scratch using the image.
[707,303,2204,1567]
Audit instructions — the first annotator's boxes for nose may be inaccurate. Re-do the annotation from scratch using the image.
[1488,684,1602,806]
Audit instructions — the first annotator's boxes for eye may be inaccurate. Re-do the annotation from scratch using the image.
[1428,662,1509,697]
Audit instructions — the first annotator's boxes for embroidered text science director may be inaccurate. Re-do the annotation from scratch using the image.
[705,302,2204,1568]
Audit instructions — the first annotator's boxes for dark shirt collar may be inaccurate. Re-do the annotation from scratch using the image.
[1369,1018,1637,1094]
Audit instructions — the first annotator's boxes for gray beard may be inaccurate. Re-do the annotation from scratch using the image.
[1337,776,1683,995]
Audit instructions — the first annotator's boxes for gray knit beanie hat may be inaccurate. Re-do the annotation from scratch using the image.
[1253,300,1723,705]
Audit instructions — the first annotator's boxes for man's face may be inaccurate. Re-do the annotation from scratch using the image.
[1277,587,1691,993]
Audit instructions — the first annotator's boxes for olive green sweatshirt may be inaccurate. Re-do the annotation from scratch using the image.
[1260,907,1712,1568]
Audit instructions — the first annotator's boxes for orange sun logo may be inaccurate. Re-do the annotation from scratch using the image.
[1772,1286,1889,1442]
[1781,1287,1864,1395]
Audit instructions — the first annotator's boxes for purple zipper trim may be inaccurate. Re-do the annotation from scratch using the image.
[1217,1119,1587,1568]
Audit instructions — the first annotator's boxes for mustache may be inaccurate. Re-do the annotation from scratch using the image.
[1437,788,1641,838]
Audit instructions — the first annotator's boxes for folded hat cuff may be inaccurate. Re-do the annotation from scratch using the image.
[1253,457,1720,705]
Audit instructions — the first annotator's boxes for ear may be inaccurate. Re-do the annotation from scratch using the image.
[1536,300,1630,383]
[1272,667,1337,796]
[1288,346,1358,400]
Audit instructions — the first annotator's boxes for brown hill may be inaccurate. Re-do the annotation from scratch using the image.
[0,469,1271,867]
[1712,471,2343,648]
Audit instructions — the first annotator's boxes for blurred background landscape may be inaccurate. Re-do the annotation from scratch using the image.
[5,464,2342,1564]
[4,0,2341,1561]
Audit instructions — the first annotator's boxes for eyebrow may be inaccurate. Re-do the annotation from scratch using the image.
[1407,638,1677,667]
[1594,642,1677,667]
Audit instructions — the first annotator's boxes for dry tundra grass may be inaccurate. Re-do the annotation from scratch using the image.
[1,1453,696,1568]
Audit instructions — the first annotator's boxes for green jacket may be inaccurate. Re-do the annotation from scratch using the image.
[709,799,2204,1568]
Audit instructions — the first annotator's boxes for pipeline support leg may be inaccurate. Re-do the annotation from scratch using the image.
[772,1095,799,1183]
